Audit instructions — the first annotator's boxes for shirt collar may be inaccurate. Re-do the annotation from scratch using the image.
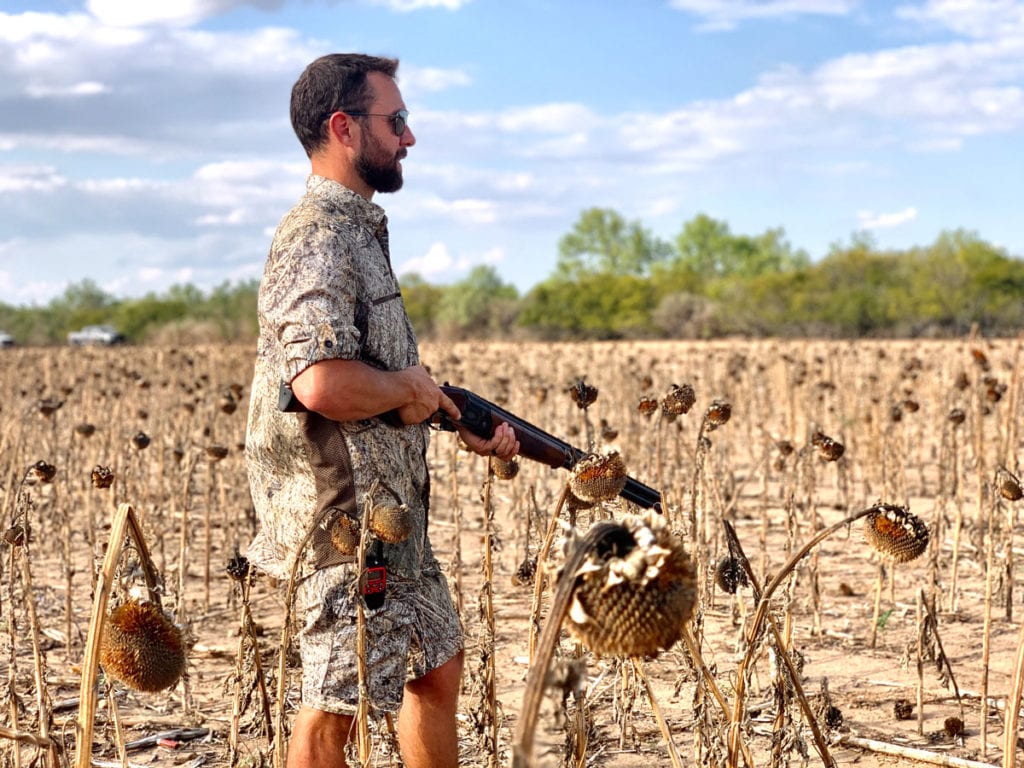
[306,174,387,229]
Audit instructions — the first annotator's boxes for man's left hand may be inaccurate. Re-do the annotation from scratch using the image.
[458,421,519,461]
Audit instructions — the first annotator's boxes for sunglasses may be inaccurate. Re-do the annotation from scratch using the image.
[343,109,410,137]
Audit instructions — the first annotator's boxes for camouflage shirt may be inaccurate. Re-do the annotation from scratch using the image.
[245,175,434,581]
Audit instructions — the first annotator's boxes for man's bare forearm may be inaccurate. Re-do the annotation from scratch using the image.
[289,358,417,422]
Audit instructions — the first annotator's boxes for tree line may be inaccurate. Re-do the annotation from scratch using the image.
[2,210,1022,345]
[408,211,1024,340]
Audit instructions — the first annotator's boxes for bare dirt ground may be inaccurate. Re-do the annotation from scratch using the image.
[1,338,1022,768]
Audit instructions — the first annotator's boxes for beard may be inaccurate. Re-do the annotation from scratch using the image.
[356,131,406,194]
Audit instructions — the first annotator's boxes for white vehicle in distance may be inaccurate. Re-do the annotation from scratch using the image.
[0,330,13,348]
[67,324,126,346]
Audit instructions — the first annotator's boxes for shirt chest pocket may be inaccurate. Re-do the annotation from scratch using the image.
[354,291,410,370]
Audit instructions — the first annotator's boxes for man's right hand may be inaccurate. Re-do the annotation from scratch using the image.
[394,365,461,425]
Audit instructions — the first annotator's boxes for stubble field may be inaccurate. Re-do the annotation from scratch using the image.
[1,337,1022,768]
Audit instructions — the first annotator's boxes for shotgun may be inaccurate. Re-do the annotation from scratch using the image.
[435,385,661,511]
[277,381,662,511]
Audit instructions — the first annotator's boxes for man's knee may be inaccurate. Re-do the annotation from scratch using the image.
[406,649,464,703]
[288,706,355,768]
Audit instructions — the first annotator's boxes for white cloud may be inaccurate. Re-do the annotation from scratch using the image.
[402,66,472,94]
[86,0,473,27]
[85,0,280,28]
[0,165,67,193]
[477,246,505,267]
[195,209,251,226]
[370,0,474,10]
[0,230,266,301]
[857,207,918,229]
[895,0,1024,39]
[396,242,503,279]
[908,136,963,152]
[0,133,155,155]
[406,195,500,224]
[399,241,454,276]
[497,103,596,133]
[641,198,682,219]
[670,0,859,31]
[78,178,169,194]
[105,266,197,296]
[25,81,110,98]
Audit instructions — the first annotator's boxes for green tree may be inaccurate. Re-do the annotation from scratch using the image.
[669,214,809,292]
[435,266,519,339]
[113,292,188,339]
[204,280,259,339]
[557,207,672,279]
[816,242,897,335]
[907,230,1024,333]
[400,273,445,339]
[46,278,117,340]
[519,273,656,339]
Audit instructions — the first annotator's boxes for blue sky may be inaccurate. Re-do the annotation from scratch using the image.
[1,0,1022,305]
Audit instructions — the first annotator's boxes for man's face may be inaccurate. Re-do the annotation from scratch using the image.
[355,126,406,194]
[354,72,415,194]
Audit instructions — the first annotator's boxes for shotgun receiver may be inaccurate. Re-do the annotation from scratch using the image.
[436,385,662,512]
[277,381,662,511]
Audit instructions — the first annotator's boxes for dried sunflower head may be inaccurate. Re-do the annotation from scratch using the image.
[569,452,628,504]
[559,512,696,657]
[811,431,845,461]
[823,705,844,730]
[30,460,57,483]
[37,398,63,417]
[205,445,229,462]
[704,400,732,428]
[944,716,965,739]
[637,396,659,420]
[893,698,914,720]
[91,465,115,489]
[714,555,748,594]
[100,600,186,692]
[863,504,929,563]
[599,419,618,442]
[568,381,598,410]
[368,503,413,544]
[491,456,520,480]
[329,515,360,556]
[660,383,696,417]
[226,552,250,582]
[999,477,1023,502]
[3,524,28,547]
[218,391,238,414]
[512,555,537,587]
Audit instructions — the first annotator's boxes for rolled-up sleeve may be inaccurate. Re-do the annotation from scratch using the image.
[260,225,364,382]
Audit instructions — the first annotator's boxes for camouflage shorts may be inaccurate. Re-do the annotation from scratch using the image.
[295,562,463,714]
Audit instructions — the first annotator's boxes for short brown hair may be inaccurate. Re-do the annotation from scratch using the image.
[290,53,399,157]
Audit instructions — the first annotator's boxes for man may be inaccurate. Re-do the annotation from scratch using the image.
[245,53,518,768]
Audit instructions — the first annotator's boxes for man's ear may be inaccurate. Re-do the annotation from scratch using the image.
[327,112,358,148]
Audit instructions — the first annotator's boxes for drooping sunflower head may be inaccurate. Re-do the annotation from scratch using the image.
[863,504,929,563]
[560,512,696,657]
[100,600,187,693]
